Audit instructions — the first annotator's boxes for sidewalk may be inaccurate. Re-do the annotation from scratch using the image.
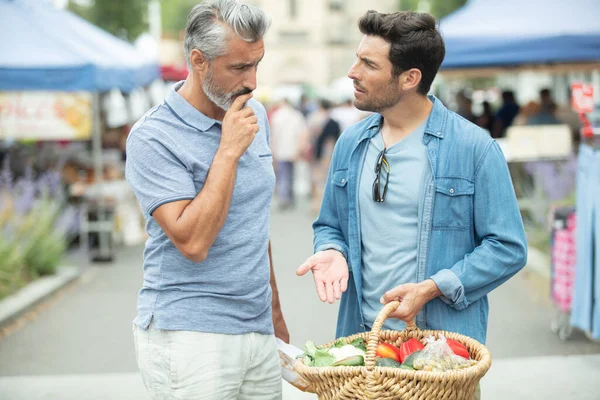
[1,200,599,399]
[0,266,79,329]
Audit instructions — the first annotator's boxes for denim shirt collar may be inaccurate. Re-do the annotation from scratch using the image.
[359,95,447,142]
[164,80,221,132]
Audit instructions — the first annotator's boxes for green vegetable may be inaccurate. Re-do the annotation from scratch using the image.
[349,338,367,352]
[375,358,403,368]
[312,350,336,367]
[331,337,367,352]
[302,341,336,367]
[401,350,422,369]
[332,355,365,366]
[301,338,368,367]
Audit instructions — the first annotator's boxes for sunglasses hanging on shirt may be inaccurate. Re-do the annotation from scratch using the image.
[372,148,390,202]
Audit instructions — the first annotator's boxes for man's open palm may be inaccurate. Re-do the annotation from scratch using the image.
[297,250,349,304]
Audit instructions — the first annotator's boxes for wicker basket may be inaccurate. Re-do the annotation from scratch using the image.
[295,300,492,400]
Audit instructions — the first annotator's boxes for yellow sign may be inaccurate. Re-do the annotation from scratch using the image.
[0,92,92,140]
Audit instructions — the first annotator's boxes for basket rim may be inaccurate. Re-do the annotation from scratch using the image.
[296,359,488,381]
[295,328,492,380]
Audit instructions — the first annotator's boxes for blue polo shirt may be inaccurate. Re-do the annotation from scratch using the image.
[125,81,276,335]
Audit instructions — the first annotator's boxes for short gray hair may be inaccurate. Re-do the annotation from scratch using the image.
[184,0,271,69]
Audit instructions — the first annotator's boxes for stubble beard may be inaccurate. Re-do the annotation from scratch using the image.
[353,76,402,113]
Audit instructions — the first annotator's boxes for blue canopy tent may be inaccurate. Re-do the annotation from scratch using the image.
[440,0,600,70]
[0,0,159,91]
[0,0,160,261]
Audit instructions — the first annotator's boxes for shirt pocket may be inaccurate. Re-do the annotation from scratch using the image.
[432,177,474,231]
[257,153,275,176]
[258,152,273,164]
[332,169,349,220]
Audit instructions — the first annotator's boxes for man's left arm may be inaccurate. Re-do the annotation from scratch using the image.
[428,140,528,310]
[269,241,290,343]
[383,141,527,318]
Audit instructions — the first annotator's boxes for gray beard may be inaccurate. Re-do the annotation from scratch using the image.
[202,69,234,111]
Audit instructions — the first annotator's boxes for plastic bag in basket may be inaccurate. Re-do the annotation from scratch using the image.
[411,335,477,372]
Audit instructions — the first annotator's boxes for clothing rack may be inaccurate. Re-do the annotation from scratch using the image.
[582,134,600,149]
[580,112,600,148]
[568,120,600,341]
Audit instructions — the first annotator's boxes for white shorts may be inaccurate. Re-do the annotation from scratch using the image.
[133,322,282,400]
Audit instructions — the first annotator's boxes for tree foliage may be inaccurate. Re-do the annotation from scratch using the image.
[161,0,200,38]
[398,0,467,19]
[68,0,149,41]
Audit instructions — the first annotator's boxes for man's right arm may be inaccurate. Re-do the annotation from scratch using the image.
[126,93,258,263]
[151,151,239,262]
[297,139,350,304]
[313,141,349,260]
[152,93,258,262]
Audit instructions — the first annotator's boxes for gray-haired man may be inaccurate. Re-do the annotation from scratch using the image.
[125,1,287,398]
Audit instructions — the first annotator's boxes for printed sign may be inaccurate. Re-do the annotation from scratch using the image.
[571,83,594,114]
[0,91,92,140]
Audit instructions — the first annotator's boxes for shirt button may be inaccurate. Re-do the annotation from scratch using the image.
[341,179,346,183]
[449,188,455,194]
[360,324,364,329]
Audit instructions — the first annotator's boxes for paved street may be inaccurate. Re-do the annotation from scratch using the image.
[1,198,600,399]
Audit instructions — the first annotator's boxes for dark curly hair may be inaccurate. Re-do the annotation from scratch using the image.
[358,10,445,95]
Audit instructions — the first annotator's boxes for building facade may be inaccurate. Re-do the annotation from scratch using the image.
[256,0,398,88]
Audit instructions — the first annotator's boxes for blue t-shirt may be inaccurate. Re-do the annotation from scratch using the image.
[358,119,428,331]
[125,81,275,335]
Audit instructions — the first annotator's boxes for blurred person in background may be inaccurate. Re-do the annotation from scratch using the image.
[299,93,317,118]
[304,99,329,212]
[125,1,288,399]
[556,88,584,144]
[455,90,477,123]
[297,11,527,400]
[492,90,520,138]
[528,88,561,125]
[270,98,308,209]
[331,98,364,132]
[476,100,495,134]
[513,101,541,126]
[310,99,341,213]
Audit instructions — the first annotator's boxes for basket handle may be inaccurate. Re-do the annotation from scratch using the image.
[365,300,418,368]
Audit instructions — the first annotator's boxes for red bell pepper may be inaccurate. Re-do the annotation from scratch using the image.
[446,338,470,359]
[398,338,425,363]
[375,343,402,362]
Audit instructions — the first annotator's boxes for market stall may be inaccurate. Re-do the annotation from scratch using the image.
[0,0,159,261]
[440,0,600,71]
[438,0,600,341]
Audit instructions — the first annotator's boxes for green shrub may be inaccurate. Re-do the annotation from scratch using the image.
[0,234,27,299]
[0,196,67,299]
[18,199,67,278]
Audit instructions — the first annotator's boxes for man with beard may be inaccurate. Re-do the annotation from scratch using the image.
[125,1,288,399]
[297,11,527,400]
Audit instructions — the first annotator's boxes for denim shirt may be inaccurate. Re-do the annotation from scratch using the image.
[314,96,527,344]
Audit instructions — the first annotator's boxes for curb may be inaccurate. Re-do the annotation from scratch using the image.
[0,266,81,328]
